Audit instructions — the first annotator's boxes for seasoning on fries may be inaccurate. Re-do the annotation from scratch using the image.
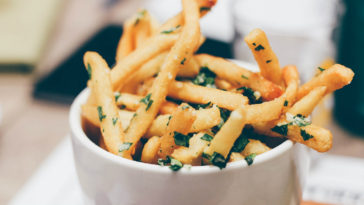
[81,0,354,171]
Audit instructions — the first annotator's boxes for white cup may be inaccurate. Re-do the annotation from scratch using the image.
[69,62,310,205]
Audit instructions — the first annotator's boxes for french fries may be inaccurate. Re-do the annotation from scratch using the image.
[244,28,283,85]
[195,54,283,100]
[80,0,355,169]
[84,52,131,159]
[297,64,354,100]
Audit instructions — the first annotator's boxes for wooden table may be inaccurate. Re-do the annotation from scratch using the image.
[0,0,363,204]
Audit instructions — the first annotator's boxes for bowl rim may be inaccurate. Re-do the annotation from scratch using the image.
[69,60,294,175]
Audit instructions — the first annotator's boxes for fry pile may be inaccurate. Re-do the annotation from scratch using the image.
[81,0,354,170]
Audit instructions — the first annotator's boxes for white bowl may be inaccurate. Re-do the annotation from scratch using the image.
[69,62,310,205]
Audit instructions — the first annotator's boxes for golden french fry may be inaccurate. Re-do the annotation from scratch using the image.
[245,93,285,123]
[244,28,283,85]
[171,132,209,165]
[124,0,202,156]
[282,65,299,109]
[111,34,179,90]
[289,86,327,117]
[297,64,354,100]
[116,18,134,61]
[83,51,131,159]
[158,104,197,159]
[215,78,234,90]
[141,136,161,164]
[241,139,271,157]
[168,81,248,110]
[195,54,283,100]
[146,105,221,138]
[204,107,247,159]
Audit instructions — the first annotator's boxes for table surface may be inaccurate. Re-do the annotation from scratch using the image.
[1,0,364,204]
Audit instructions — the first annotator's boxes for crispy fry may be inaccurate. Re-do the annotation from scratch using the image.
[282,65,299,109]
[297,64,354,100]
[124,0,201,156]
[244,28,283,85]
[229,152,245,162]
[204,107,247,159]
[158,104,197,159]
[289,86,327,117]
[84,52,131,159]
[146,105,221,138]
[195,54,283,100]
[171,132,209,165]
[168,81,248,110]
[116,18,134,60]
[141,136,161,164]
[215,78,234,90]
[241,139,271,157]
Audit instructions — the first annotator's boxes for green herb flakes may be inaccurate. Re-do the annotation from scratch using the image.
[114,92,121,102]
[166,115,172,126]
[266,60,272,63]
[255,44,265,51]
[237,86,262,104]
[241,74,249,80]
[180,58,186,65]
[231,133,250,153]
[301,129,314,141]
[161,25,181,34]
[173,131,190,147]
[134,10,146,26]
[87,64,92,79]
[119,142,132,152]
[271,123,288,136]
[112,117,118,126]
[284,100,288,106]
[140,93,153,111]
[192,66,216,88]
[317,67,325,72]
[286,113,311,127]
[157,156,183,171]
[97,106,106,122]
[199,7,211,12]
[201,134,213,142]
[210,152,226,169]
[245,153,256,166]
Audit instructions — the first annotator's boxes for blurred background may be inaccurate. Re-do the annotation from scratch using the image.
[0,0,363,204]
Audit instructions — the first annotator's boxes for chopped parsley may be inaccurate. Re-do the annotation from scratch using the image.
[284,100,288,106]
[252,43,256,46]
[114,92,121,102]
[231,132,250,153]
[140,93,153,111]
[241,74,249,80]
[245,153,256,166]
[200,133,213,142]
[97,106,106,122]
[120,104,126,109]
[181,104,190,110]
[134,10,146,26]
[210,152,227,169]
[266,60,272,63]
[192,66,216,88]
[166,115,172,126]
[286,113,311,127]
[212,107,231,134]
[271,123,288,136]
[169,157,183,171]
[87,64,92,79]
[119,142,132,152]
[112,117,118,126]
[157,156,183,171]
[254,44,265,51]
[237,86,262,104]
[200,7,211,12]
[180,58,186,65]
[161,25,181,34]
[301,129,314,141]
[317,67,325,72]
[173,131,191,147]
